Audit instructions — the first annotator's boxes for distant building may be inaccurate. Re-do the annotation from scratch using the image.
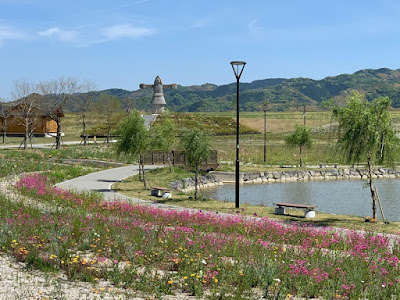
[0,102,64,137]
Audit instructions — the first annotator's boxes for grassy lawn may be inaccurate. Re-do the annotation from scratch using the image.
[113,167,195,201]
[0,149,105,180]
[3,109,395,168]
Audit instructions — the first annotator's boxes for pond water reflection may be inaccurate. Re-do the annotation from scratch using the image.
[204,179,400,221]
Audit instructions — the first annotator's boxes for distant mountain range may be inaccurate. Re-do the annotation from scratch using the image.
[67,68,400,112]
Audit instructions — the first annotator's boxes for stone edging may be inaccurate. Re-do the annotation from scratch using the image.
[169,174,222,193]
[239,168,400,184]
[171,168,400,192]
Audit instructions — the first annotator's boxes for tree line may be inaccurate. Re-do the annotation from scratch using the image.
[60,67,400,114]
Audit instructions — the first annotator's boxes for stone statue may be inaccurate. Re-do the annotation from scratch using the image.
[139,76,177,114]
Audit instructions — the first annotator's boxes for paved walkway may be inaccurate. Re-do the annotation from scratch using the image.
[56,164,187,210]
[0,140,117,149]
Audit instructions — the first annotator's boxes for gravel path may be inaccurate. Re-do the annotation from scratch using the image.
[0,251,198,299]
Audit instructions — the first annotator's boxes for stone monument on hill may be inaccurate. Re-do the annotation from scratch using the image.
[139,76,177,114]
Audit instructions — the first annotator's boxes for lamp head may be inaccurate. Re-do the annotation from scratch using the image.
[230,61,246,79]
[230,61,246,66]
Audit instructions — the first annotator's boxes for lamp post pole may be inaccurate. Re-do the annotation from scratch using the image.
[262,101,269,163]
[230,61,246,209]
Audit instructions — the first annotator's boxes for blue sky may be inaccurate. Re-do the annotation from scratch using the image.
[1,0,400,98]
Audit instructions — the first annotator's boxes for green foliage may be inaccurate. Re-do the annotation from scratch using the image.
[180,128,211,169]
[64,68,400,113]
[180,127,211,200]
[332,92,398,165]
[285,125,313,167]
[90,93,121,115]
[85,113,127,136]
[150,115,177,150]
[285,125,313,148]
[115,110,149,159]
[332,92,399,219]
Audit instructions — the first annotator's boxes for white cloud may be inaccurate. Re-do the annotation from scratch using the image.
[248,19,264,40]
[119,0,149,8]
[101,24,155,40]
[37,27,78,43]
[0,25,30,46]
[134,0,149,4]
[191,19,211,29]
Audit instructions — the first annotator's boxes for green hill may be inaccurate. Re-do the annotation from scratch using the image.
[66,68,400,112]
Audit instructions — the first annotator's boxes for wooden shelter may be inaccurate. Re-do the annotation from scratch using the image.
[0,102,64,137]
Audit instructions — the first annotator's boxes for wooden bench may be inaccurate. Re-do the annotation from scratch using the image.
[151,186,171,197]
[273,202,316,218]
[79,135,119,145]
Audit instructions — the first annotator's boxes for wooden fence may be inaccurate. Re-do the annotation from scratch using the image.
[143,150,219,171]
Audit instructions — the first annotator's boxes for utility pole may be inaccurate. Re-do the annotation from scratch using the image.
[262,101,269,163]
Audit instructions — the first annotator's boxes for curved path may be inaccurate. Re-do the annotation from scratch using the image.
[56,164,188,210]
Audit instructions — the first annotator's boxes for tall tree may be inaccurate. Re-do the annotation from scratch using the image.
[285,124,313,167]
[181,127,210,201]
[78,80,96,146]
[115,110,150,189]
[11,80,40,150]
[37,77,80,149]
[332,92,398,220]
[91,93,122,145]
[123,96,136,113]
[150,115,177,172]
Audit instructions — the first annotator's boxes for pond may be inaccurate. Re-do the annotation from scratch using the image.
[204,179,400,221]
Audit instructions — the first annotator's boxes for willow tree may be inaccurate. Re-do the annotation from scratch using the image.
[150,115,176,172]
[332,92,398,220]
[181,127,210,201]
[115,110,150,189]
[285,124,313,167]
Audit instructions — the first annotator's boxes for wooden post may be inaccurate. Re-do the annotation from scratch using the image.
[374,187,387,223]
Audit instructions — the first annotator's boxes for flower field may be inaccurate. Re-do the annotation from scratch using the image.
[2,173,400,299]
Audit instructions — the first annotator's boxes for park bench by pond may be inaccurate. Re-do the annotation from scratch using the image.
[273,202,316,218]
[151,186,172,198]
[80,135,118,144]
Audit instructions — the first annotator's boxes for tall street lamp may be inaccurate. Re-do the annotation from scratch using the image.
[262,100,269,163]
[230,61,246,209]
